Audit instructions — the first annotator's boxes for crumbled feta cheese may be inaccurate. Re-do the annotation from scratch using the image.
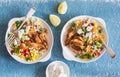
[14,39,17,45]
[58,66,64,73]
[86,26,93,31]
[58,73,67,77]
[52,64,67,77]
[85,32,92,38]
[82,23,88,27]
[25,26,30,34]
[18,29,25,39]
[25,36,30,40]
[93,45,97,51]
[77,29,84,34]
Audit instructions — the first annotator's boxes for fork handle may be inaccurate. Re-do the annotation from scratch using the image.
[103,42,116,58]
[26,7,36,18]
[106,47,116,58]
[17,7,36,30]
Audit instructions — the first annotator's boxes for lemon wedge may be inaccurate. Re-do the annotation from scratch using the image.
[58,1,67,14]
[49,14,61,27]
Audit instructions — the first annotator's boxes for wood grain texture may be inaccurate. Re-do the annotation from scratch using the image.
[0,0,120,77]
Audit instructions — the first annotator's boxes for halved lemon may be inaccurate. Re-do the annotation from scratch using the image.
[58,1,68,14]
[49,14,61,27]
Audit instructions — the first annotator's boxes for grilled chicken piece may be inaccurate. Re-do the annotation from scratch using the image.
[35,34,42,44]
[65,29,77,45]
[69,44,82,54]
[30,43,46,51]
[28,32,36,42]
[28,29,48,51]
[70,37,84,46]
[38,29,48,49]
[68,37,84,53]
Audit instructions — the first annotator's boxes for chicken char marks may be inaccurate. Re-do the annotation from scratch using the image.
[65,28,84,54]
[28,29,48,51]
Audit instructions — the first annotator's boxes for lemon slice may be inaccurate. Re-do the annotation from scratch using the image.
[58,1,68,14]
[49,14,61,27]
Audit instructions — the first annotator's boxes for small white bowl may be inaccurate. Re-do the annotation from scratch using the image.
[61,15,108,63]
[5,16,54,64]
[46,61,70,77]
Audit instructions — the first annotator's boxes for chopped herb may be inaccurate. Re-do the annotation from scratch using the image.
[86,37,90,43]
[20,20,23,24]
[98,29,102,33]
[8,33,11,37]
[81,27,86,32]
[25,42,30,46]
[70,22,76,30]
[21,35,25,41]
[99,40,103,44]
[93,41,96,45]
[79,33,83,37]
[21,26,26,30]
[13,46,20,54]
[75,54,80,57]
[91,47,94,50]
[88,54,93,59]
[79,55,84,59]
[95,42,102,47]
[15,21,20,25]
[75,54,84,59]
[39,27,43,33]
[15,20,23,29]
[25,57,30,61]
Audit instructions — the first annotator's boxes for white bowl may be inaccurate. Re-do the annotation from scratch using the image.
[5,16,54,64]
[46,61,70,77]
[61,15,108,63]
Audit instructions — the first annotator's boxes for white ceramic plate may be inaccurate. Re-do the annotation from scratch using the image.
[61,15,108,63]
[5,16,54,64]
[46,61,70,77]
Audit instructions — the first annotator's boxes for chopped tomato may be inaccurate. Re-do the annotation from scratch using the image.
[24,40,31,43]
[88,43,93,46]
[94,52,101,57]
[22,49,30,56]
[23,22,28,26]
[20,43,27,50]
[10,50,14,54]
[88,23,92,26]
[97,52,101,56]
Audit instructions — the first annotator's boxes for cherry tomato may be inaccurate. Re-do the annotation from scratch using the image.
[10,50,14,54]
[20,44,27,50]
[88,23,92,26]
[89,43,93,46]
[24,40,31,43]
[23,22,28,26]
[94,51,101,57]
[22,49,30,56]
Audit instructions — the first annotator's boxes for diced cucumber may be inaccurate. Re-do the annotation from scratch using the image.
[70,22,76,30]
[13,46,20,54]
[21,35,26,41]
[96,42,102,47]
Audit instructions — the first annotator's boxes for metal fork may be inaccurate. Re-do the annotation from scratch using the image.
[7,7,36,47]
[8,33,16,47]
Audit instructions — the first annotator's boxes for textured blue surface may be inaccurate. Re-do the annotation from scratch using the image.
[0,0,120,77]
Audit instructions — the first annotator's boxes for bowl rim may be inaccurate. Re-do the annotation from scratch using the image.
[60,15,109,63]
[5,16,54,64]
[46,61,70,77]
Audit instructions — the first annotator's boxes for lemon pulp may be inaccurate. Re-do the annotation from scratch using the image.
[49,14,61,27]
[58,1,68,14]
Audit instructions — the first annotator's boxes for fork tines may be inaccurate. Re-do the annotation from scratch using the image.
[8,33,15,47]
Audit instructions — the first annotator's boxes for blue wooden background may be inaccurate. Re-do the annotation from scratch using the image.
[0,0,120,77]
